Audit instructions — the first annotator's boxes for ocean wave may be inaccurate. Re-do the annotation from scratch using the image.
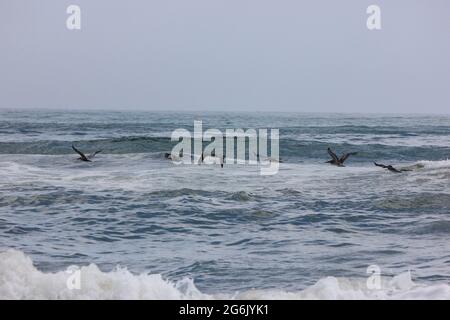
[226,191,255,202]
[1,249,449,300]
[375,193,450,211]
[410,221,450,235]
[416,159,450,169]
[1,136,450,164]
[0,136,173,155]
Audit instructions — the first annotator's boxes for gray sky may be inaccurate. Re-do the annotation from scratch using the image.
[1,0,449,113]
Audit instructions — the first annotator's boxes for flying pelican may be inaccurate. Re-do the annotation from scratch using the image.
[72,145,102,162]
[326,147,357,167]
[374,162,412,173]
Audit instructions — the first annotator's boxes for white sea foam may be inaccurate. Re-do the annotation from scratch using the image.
[1,249,449,300]
[0,249,208,300]
[415,159,450,169]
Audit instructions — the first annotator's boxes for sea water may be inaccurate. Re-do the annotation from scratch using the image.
[1,110,449,299]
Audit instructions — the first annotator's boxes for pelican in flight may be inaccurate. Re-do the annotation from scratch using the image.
[165,150,183,161]
[326,147,357,167]
[72,145,102,162]
[374,162,412,173]
[198,151,225,168]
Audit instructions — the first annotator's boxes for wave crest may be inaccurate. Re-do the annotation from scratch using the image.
[1,250,450,300]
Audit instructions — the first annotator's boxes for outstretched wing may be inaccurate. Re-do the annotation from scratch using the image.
[390,167,402,173]
[89,150,102,159]
[374,162,388,169]
[340,152,357,163]
[72,145,89,162]
[327,148,339,162]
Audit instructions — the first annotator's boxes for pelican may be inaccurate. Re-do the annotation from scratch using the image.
[326,147,357,167]
[72,145,102,162]
[374,162,412,173]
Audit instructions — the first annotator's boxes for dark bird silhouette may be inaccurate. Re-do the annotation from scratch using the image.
[326,147,357,167]
[165,150,183,160]
[72,145,102,162]
[212,151,225,168]
[199,151,225,168]
[198,152,205,165]
[374,162,412,173]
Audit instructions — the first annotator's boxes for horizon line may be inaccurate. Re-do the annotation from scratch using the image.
[1,106,450,116]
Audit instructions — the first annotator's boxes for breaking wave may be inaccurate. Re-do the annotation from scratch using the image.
[1,249,449,300]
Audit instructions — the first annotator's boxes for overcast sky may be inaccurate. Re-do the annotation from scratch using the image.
[1,0,449,113]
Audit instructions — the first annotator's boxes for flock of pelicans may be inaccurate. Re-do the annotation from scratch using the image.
[72,145,410,173]
[325,147,412,173]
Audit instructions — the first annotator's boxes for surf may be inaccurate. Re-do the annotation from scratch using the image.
[1,249,450,300]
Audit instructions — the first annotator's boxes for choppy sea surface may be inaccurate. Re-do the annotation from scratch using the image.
[1,110,450,299]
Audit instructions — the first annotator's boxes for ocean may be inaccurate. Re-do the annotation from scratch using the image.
[1,109,450,299]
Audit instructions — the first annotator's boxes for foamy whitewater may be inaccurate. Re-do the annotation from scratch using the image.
[1,110,450,299]
[2,249,450,300]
